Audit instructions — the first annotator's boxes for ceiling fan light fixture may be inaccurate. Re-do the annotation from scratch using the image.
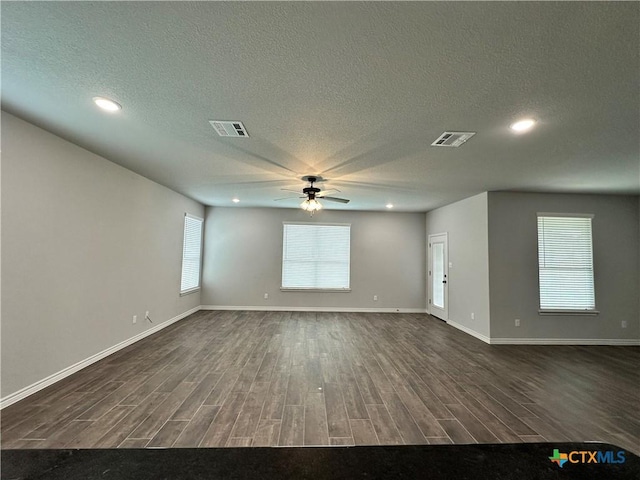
[386,203,394,209]
[232,198,240,203]
[301,198,322,214]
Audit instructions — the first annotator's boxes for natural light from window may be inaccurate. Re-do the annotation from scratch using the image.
[537,214,596,313]
[282,223,351,290]
[180,214,203,294]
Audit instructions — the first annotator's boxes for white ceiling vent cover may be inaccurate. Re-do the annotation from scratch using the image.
[431,131,476,147]
[209,120,249,137]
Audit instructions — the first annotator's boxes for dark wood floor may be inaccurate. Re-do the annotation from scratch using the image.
[2,311,638,454]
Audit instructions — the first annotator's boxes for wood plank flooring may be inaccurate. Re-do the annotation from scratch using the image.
[2,311,638,454]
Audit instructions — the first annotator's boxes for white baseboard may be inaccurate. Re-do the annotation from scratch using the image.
[201,305,427,314]
[444,320,639,345]
[489,338,640,346]
[0,306,200,409]
[446,319,491,344]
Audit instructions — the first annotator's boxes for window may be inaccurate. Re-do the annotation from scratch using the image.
[180,213,203,294]
[282,223,351,290]
[537,214,596,313]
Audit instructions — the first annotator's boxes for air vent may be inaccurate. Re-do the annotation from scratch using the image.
[431,131,475,147]
[209,120,249,137]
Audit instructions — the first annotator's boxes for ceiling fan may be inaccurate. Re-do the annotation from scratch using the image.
[276,175,350,215]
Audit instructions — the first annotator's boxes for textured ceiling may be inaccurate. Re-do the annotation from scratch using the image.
[2,2,639,211]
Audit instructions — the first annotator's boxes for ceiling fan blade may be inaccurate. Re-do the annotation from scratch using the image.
[214,178,294,187]
[319,188,341,194]
[274,196,304,201]
[280,188,302,194]
[331,180,420,191]
[319,196,350,204]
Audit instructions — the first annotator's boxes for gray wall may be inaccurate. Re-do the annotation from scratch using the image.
[425,193,490,338]
[201,207,426,310]
[1,112,204,398]
[488,191,639,341]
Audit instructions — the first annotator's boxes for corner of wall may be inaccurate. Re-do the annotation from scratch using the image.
[425,192,491,341]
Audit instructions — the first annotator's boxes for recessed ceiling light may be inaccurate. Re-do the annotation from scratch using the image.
[510,118,536,133]
[93,96,122,112]
[386,204,394,209]
[232,198,240,203]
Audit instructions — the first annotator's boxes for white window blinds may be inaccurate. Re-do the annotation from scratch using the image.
[282,223,351,290]
[180,214,203,294]
[537,214,595,312]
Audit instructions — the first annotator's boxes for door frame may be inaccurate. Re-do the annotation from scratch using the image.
[427,232,449,321]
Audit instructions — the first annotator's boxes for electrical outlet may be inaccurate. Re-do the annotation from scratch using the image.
[373,295,378,301]
[132,315,137,324]
[515,318,521,327]
[621,320,628,328]
[471,312,475,320]
[264,293,269,299]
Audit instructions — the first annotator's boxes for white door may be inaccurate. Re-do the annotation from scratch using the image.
[428,233,448,321]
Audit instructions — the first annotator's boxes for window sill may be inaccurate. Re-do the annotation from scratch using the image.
[538,309,600,316]
[281,288,351,293]
[180,287,200,297]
